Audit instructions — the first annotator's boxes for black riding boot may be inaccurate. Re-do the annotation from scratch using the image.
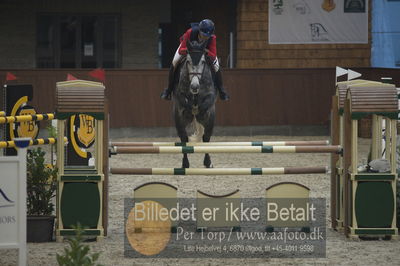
[160,65,175,100]
[215,70,229,101]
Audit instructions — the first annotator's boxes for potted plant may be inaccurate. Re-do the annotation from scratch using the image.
[27,147,58,242]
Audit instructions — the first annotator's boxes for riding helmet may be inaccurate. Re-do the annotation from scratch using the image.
[199,19,215,37]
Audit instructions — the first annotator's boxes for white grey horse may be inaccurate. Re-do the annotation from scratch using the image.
[172,40,217,168]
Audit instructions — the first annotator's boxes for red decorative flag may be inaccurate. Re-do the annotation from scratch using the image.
[6,72,17,81]
[88,68,105,82]
[67,74,78,81]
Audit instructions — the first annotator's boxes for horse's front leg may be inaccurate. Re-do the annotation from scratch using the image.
[203,139,212,168]
[177,129,189,168]
[175,109,191,168]
[181,139,189,168]
[201,112,215,168]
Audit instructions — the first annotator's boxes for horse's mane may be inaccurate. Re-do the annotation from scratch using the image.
[186,40,207,65]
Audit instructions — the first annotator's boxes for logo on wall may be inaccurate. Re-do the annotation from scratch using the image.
[322,0,336,12]
[294,0,310,15]
[0,188,15,208]
[272,0,284,15]
[310,23,330,42]
[75,114,95,148]
[14,105,39,140]
[344,0,365,13]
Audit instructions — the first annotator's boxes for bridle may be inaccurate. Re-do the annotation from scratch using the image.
[186,52,206,91]
[185,51,206,114]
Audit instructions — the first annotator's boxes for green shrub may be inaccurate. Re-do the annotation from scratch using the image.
[56,224,102,266]
[27,147,57,216]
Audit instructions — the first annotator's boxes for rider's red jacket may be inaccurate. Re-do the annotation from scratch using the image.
[178,28,217,61]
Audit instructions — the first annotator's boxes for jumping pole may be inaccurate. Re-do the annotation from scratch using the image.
[0,137,68,149]
[110,140,330,147]
[111,145,342,154]
[0,113,55,124]
[110,166,329,175]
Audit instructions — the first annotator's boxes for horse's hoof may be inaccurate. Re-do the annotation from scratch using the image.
[205,164,213,168]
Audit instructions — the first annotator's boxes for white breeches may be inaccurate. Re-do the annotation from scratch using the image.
[172,44,183,67]
[172,44,220,72]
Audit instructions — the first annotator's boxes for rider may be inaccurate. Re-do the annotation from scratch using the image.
[160,19,230,101]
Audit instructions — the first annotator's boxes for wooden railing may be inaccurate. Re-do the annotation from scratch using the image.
[0,68,398,128]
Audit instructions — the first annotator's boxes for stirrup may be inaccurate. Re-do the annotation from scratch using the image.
[218,90,229,101]
[160,88,172,100]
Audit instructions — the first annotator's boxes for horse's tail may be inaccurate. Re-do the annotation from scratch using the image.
[188,117,204,143]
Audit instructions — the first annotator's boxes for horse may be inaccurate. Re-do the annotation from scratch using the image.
[172,40,217,168]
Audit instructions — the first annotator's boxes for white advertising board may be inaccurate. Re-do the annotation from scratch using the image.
[0,147,27,266]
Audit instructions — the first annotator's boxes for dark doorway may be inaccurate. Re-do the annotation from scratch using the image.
[37,14,120,68]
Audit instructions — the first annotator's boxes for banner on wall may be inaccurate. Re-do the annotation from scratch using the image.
[269,0,368,44]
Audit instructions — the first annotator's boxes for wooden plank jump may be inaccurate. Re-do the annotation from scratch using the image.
[0,113,55,124]
[110,140,329,147]
[110,166,328,175]
[112,145,341,154]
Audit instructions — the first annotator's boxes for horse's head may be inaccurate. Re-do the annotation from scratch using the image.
[185,40,208,95]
